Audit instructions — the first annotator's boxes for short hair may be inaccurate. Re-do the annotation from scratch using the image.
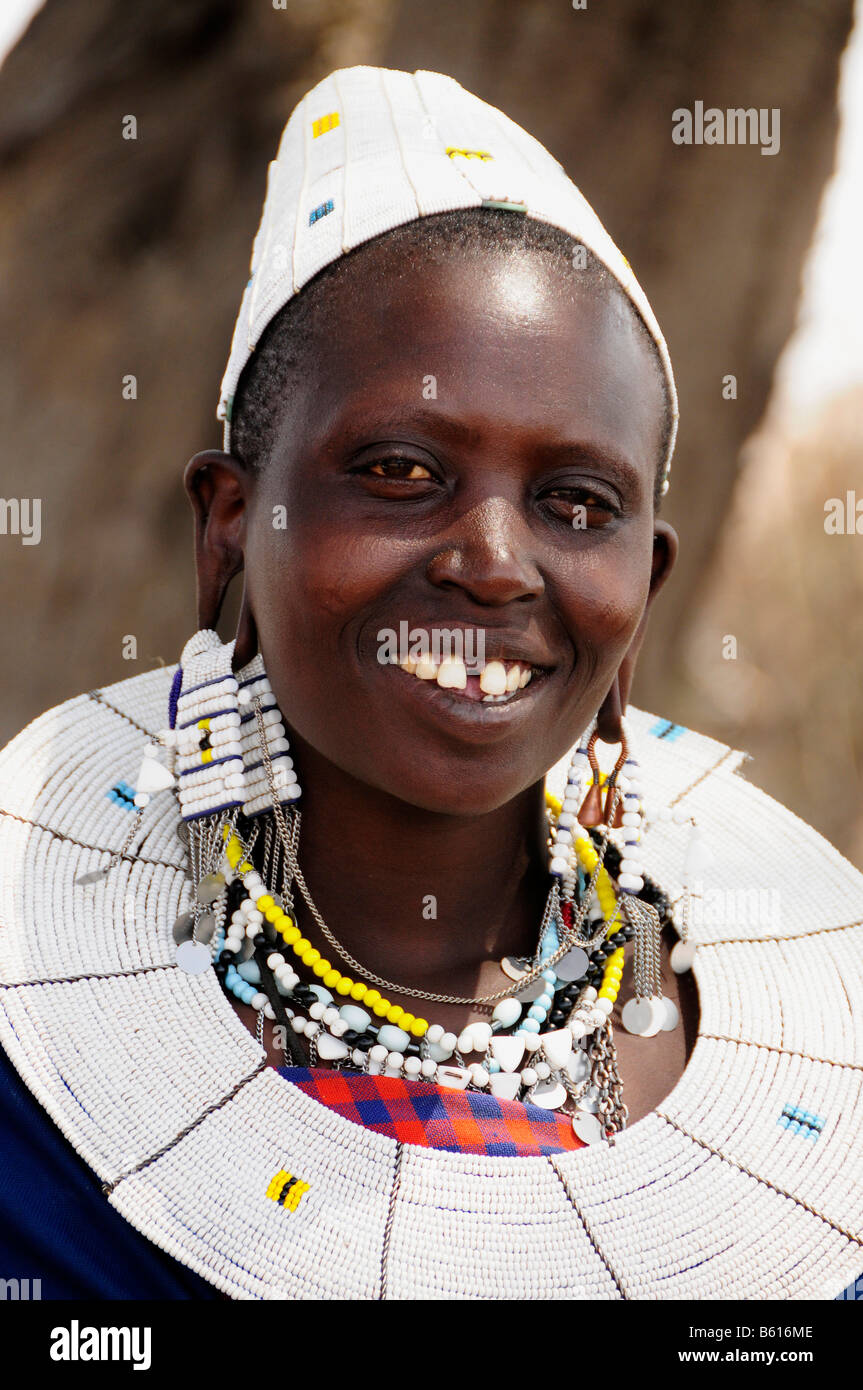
[230,206,673,505]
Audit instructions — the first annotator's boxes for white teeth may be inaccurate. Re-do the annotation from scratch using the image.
[506,664,521,693]
[519,668,532,688]
[436,656,467,689]
[414,655,438,680]
[399,656,417,675]
[479,661,507,695]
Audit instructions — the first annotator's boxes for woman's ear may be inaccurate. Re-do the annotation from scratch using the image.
[596,520,678,742]
[183,450,251,632]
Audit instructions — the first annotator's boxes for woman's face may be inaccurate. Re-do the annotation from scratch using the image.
[214,245,674,815]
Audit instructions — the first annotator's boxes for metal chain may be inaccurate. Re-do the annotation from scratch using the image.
[589,1020,628,1142]
[251,698,624,1007]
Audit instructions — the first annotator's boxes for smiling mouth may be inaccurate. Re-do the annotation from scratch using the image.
[395,654,548,705]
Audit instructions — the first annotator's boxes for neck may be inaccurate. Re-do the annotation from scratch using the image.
[281,735,551,994]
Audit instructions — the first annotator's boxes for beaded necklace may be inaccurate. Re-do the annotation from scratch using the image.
[201,751,674,1145]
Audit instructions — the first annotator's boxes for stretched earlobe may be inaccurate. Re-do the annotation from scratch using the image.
[235,586,259,669]
[596,674,624,743]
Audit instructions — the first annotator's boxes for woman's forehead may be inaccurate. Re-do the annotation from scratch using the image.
[280,250,666,472]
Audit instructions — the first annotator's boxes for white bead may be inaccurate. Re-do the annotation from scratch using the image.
[488,1071,521,1101]
[403,1056,422,1077]
[457,1027,476,1055]
[540,1029,572,1070]
[420,1058,437,1079]
[386,1052,404,1071]
[436,1066,471,1091]
[549,857,569,876]
[489,1035,525,1073]
[322,1006,340,1027]
[534,1061,551,1081]
[303,1018,320,1038]
[309,1001,326,1021]
[329,1019,350,1038]
[469,1066,490,1088]
[426,1023,445,1045]
[522,1033,542,1053]
[266,952,282,971]
[618,873,644,890]
[377,1024,410,1053]
[469,1022,492,1053]
[492,998,522,1027]
[316,1032,349,1061]
[369,1044,388,1064]
[520,1067,538,1088]
[594,997,614,1016]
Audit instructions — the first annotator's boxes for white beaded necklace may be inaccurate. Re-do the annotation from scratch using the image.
[1,665,862,1300]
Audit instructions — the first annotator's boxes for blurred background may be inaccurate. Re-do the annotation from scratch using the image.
[0,0,861,864]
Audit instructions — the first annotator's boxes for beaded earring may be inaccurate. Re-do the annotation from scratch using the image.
[167,629,246,973]
[234,653,302,816]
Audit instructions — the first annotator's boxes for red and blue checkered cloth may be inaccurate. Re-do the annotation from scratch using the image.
[278,1067,584,1156]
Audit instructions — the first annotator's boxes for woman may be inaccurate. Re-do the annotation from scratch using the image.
[0,66,861,1301]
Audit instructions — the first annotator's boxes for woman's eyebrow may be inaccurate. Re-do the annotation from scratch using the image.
[334,405,483,448]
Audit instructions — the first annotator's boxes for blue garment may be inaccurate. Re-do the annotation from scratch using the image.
[0,1042,218,1299]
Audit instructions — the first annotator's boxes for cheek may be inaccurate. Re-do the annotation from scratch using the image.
[247,507,408,658]
[559,538,651,663]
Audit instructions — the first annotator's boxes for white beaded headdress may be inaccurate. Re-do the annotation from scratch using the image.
[1,665,861,1299]
[217,66,679,494]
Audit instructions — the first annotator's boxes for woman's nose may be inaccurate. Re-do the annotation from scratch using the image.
[425,496,545,606]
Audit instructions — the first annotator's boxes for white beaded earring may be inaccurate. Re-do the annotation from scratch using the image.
[169,629,245,973]
[235,653,302,815]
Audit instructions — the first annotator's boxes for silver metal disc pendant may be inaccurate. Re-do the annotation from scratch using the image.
[571,1110,604,1145]
[660,997,680,1031]
[529,1080,568,1111]
[176,940,212,975]
[515,977,548,1003]
[196,911,216,944]
[176,821,190,848]
[554,946,590,982]
[500,955,530,982]
[196,873,226,906]
[670,940,697,974]
[172,910,195,944]
[621,997,664,1037]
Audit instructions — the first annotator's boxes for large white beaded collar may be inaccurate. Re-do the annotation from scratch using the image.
[0,666,861,1300]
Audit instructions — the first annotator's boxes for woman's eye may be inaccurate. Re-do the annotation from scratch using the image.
[543,487,620,524]
[365,457,435,481]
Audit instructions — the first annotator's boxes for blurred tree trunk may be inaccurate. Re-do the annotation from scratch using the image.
[0,0,854,741]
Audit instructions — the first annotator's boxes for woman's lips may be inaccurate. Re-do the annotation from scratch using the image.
[385,658,554,737]
[399,653,538,704]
